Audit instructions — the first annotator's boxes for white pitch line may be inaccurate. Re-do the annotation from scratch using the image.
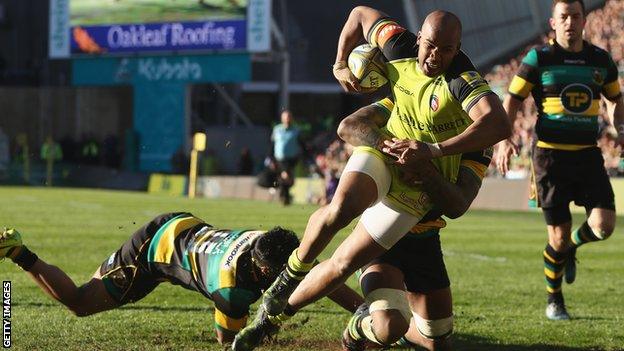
[444,250,507,262]
[68,201,103,210]
[12,195,37,202]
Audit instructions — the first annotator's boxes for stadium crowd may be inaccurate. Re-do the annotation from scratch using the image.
[485,0,624,177]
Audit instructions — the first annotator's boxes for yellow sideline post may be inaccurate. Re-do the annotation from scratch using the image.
[188,133,206,199]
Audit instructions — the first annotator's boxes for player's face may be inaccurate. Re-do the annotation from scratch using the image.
[550,2,586,44]
[281,111,292,125]
[417,26,460,77]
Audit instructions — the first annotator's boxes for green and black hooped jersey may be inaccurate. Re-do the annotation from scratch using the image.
[366,18,495,214]
[146,214,265,332]
[508,39,622,151]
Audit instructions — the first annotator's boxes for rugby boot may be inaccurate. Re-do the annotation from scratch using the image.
[0,228,23,260]
[232,306,280,351]
[545,301,570,320]
[341,303,370,351]
[564,246,577,284]
[262,269,301,315]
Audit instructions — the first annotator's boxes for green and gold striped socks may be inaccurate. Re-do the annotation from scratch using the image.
[543,244,565,303]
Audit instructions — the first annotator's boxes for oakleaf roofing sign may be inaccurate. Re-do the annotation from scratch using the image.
[50,0,271,58]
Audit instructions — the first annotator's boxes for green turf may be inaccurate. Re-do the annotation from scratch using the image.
[71,0,246,25]
[1,186,623,350]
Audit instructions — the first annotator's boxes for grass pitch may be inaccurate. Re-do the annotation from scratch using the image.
[1,186,623,350]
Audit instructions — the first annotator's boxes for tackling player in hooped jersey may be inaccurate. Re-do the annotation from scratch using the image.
[0,213,362,346]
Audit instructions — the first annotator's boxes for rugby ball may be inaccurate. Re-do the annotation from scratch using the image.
[348,44,388,92]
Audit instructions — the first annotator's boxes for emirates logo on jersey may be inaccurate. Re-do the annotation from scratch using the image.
[430,95,439,111]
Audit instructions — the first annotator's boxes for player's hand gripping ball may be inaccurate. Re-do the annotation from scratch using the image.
[347,44,388,92]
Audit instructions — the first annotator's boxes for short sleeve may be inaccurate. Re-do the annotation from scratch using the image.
[366,18,417,61]
[212,287,257,332]
[445,51,496,113]
[508,49,540,100]
[460,147,493,181]
[372,97,394,117]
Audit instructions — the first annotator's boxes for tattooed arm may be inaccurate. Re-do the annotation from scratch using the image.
[410,164,483,219]
[337,100,483,218]
[337,104,392,150]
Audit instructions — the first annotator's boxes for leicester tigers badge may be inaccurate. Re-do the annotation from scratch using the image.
[430,94,439,111]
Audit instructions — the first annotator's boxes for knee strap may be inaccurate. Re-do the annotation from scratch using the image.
[413,313,453,340]
[366,288,412,323]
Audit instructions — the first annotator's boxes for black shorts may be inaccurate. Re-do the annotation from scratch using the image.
[532,146,615,224]
[368,232,450,293]
[99,212,191,305]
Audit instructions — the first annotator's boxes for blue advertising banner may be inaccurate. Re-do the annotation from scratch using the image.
[72,54,251,85]
[71,20,247,55]
[72,53,251,172]
[133,82,186,172]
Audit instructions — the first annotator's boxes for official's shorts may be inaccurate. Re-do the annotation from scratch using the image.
[532,146,615,224]
[99,212,193,305]
[364,231,450,293]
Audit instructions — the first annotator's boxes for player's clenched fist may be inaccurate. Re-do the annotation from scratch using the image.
[332,61,361,92]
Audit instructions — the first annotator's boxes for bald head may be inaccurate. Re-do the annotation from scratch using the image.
[422,10,462,38]
[417,11,462,76]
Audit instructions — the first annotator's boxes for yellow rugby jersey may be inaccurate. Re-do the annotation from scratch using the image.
[366,18,495,216]
[373,98,493,233]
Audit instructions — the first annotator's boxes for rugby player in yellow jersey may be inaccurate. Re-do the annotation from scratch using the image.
[496,0,624,320]
[0,213,362,346]
[233,7,510,350]
[338,98,492,351]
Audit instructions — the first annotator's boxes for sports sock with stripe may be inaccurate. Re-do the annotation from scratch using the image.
[571,221,606,247]
[285,248,315,280]
[543,244,565,303]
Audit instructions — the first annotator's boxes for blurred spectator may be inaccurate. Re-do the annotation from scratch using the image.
[80,134,100,165]
[271,110,305,205]
[40,136,63,162]
[257,155,279,189]
[237,147,254,175]
[314,139,352,205]
[41,136,63,186]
